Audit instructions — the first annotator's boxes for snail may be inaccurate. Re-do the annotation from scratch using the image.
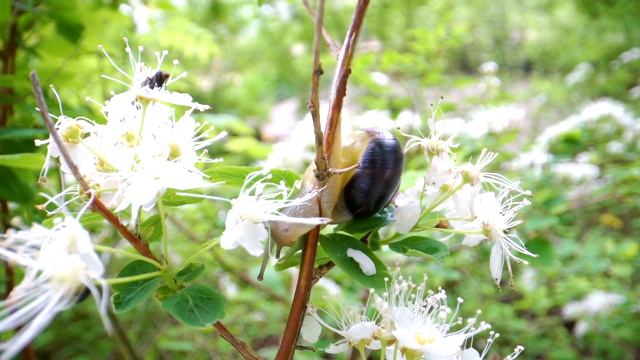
[270,127,404,250]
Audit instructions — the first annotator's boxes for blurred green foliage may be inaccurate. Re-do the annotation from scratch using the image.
[1,0,639,359]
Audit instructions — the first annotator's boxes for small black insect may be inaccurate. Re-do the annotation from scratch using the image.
[141,71,170,89]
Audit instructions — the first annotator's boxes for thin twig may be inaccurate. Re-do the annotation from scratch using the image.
[308,0,328,176]
[324,0,370,162]
[1,200,14,299]
[0,1,22,127]
[301,0,341,54]
[29,70,160,263]
[108,310,140,360]
[276,226,320,360]
[214,321,262,360]
[275,1,329,358]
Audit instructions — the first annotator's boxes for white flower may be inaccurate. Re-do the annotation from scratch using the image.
[306,290,382,354]
[549,162,600,183]
[463,106,524,138]
[377,272,490,360]
[34,111,96,182]
[402,102,460,158]
[479,61,499,75]
[220,170,330,256]
[451,185,537,289]
[561,290,626,337]
[99,39,209,110]
[458,149,524,192]
[425,153,458,189]
[0,217,110,360]
[393,185,422,234]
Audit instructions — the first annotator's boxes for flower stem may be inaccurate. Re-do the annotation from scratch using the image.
[156,193,170,262]
[78,138,118,171]
[357,344,367,359]
[94,244,162,268]
[106,271,164,284]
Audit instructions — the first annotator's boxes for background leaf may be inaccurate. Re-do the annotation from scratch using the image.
[204,166,300,189]
[0,153,45,171]
[139,214,164,243]
[161,189,205,207]
[389,236,449,262]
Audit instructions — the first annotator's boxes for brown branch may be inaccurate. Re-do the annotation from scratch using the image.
[0,1,22,127]
[301,0,341,54]
[214,321,262,360]
[276,2,371,359]
[308,0,328,176]
[28,71,159,263]
[276,226,320,360]
[1,200,14,299]
[324,0,370,162]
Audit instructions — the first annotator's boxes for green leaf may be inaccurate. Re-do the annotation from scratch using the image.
[0,127,49,141]
[319,233,390,290]
[139,214,163,243]
[161,188,204,207]
[0,166,36,203]
[48,0,85,43]
[0,153,45,171]
[112,260,161,313]
[335,206,395,234]
[78,212,105,227]
[0,128,48,154]
[388,237,449,262]
[160,285,226,327]
[204,166,300,189]
[176,263,205,283]
[369,231,381,251]
[155,285,173,301]
[274,237,305,271]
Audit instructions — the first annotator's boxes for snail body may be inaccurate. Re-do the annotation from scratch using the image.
[270,128,404,248]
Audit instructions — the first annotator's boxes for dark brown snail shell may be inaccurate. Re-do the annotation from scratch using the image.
[343,128,403,218]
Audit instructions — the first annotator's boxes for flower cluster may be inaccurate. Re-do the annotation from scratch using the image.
[305,270,525,360]
[393,106,536,289]
[36,39,226,225]
[0,217,110,360]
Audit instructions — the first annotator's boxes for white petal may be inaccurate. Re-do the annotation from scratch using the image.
[490,243,504,285]
[462,234,485,247]
[394,198,421,234]
[325,339,350,354]
[461,348,481,360]
[220,210,267,257]
[300,315,322,343]
[346,249,376,276]
[346,321,377,341]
